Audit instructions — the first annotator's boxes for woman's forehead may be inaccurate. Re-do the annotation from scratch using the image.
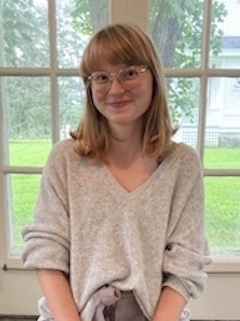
[92,61,130,72]
[85,47,144,73]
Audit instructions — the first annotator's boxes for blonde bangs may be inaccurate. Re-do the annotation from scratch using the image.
[80,24,152,77]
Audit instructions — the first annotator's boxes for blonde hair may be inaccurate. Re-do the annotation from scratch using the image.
[70,23,175,161]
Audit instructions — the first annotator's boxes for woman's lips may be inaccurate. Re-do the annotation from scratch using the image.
[108,100,131,108]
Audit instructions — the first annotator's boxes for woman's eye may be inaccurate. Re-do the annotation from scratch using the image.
[122,69,138,79]
[94,73,109,82]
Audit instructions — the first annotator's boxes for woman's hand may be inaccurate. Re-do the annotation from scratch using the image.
[153,286,187,321]
[37,269,81,321]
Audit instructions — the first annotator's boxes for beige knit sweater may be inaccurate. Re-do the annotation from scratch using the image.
[22,139,211,321]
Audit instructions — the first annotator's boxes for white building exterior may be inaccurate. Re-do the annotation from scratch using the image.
[178,0,240,147]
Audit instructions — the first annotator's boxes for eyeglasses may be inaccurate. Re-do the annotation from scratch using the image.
[87,65,148,93]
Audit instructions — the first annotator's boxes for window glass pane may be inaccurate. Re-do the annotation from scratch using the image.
[210,0,240,69]
[8,140,52,167]
[205,177,240,258]
[3,77,51,166]
[205,147,240,169]
[0,0,49,67]
[204,77,240,167]
[58,77,85,138]
[56,0,109,68]
[167,77,200,147]
[7,174,41,254]
[150,1,204,68]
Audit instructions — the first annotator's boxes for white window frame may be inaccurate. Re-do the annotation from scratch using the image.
[0,0,240,318]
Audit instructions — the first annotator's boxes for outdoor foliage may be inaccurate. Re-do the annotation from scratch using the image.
[0,0,227,139]
[150,0,227,123]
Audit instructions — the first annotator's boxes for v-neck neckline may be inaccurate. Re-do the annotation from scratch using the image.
[94,142,180,198]
[99,142,181,197]
[100,154,169,198]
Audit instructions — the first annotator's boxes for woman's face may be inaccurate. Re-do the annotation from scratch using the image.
[89,62,153,132]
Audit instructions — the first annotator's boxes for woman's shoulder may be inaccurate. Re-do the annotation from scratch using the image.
[169,141,202,170]
[52,138,75,152]
[174,141,200,158]
[46,138,84,165]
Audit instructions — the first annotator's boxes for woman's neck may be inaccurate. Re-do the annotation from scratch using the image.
[108,125,143,164]
[106,130,158,191]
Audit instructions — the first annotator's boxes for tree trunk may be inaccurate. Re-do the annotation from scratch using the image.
[152,0,186,68]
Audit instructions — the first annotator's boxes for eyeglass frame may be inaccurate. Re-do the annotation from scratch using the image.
[87,65,148,93]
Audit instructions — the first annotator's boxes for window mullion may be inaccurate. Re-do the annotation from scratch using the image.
[198,0,213,161]
[48,0,59,144]
[110,0,149,30]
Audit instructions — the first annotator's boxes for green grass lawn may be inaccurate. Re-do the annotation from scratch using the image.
[204,147,240,169]
[9,139,52,166]
[205,177,240,250]
[6,140,240,255]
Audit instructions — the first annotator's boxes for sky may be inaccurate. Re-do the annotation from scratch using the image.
[219,0,240,36]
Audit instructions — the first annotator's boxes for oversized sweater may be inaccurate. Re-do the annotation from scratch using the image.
[22,139,211,321]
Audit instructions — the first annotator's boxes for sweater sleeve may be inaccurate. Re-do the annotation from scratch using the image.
[162,146,211,302]
[21,142,70,273]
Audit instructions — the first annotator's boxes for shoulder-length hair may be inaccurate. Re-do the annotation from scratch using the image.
[70,23,176,161]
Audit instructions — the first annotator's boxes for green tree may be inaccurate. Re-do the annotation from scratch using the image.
[150,0,227,124]
[0,0,227,138]
[0,0,49,67]
[0,0,51,139]
[151,0,227,68]
[71,0,108,34]
[0,0,85,139]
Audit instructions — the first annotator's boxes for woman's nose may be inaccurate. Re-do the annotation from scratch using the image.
[108,78,125,94]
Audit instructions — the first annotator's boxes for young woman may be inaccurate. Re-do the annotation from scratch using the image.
[22,23,211,321]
